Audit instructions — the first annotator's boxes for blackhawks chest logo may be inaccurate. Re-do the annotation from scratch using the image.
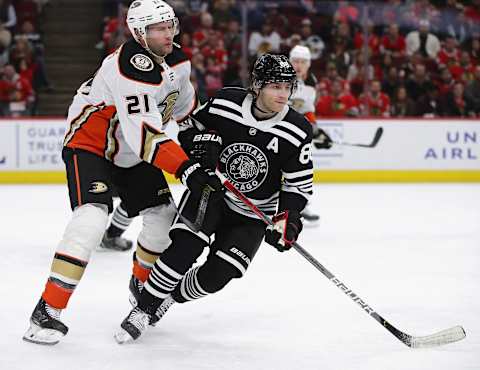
[219,143,269,192]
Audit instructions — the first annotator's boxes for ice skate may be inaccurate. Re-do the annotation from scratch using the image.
[301,205,320,227]
[99,233,133,251]
[114,307,151,344]
[128,275,174,327]
[23,298,69,345]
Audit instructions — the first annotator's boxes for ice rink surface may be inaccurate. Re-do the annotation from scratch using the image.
[1,183,479,370]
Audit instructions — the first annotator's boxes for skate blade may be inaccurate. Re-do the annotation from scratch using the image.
[114,329,135,344]
[23,323,64,345]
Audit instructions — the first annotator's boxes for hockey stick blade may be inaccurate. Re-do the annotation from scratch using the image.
[215,170,466,348]
[318,126,384,149]
[406,325,466,348]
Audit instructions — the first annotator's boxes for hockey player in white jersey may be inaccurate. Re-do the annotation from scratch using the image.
[114,54,313,343]
[289,45,332,224]
[23,0,222,345]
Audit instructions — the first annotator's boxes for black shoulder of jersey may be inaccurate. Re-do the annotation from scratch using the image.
[285,108,313,139]
[165,43,189,66]
[118,39,162,84]
[212,87,248,105]
[305,72,318,87]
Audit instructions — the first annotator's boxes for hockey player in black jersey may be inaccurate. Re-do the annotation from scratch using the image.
[114,53,314,343]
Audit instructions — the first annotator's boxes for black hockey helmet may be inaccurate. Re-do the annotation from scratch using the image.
[251,53,298,92]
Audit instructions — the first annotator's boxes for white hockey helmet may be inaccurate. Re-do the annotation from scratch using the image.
[127,0,179,47]
[289,45,312,62]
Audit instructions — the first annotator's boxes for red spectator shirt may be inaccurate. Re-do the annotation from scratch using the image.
[381,35,406,54]
[359,92,391,117]
[316,93,358,117]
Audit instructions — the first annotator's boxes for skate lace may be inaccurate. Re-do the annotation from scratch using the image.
[156,296,175,318]
[45,303,61,320]
[130,308,150,331]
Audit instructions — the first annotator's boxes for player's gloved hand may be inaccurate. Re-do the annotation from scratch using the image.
[176,159,223,198]
[313,126,333,149]
[179,129,223,169]
[264,210,303,252]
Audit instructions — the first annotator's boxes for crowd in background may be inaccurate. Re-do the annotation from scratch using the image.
[0,0,51,117]
[2,0,480,118]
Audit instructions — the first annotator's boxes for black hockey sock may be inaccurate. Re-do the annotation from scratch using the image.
[106,224,124,238]
[138,288,164,314]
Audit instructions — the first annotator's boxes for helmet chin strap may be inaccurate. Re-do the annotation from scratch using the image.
[144,38,166,61]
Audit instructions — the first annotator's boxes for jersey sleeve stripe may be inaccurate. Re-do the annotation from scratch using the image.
[268,128,301,147]
[277,121,308,139]
[212,98,243,114]
[208,107,245,125]
[282,168,313,179]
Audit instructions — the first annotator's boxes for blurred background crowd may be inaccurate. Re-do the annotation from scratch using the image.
[1,0,480,118]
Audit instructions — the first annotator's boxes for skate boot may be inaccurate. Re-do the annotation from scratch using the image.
[23,298,69,345]
[128,275,144,307]
[150,295,175,326]
[129,275,174,327]
[301,206,320,226]
[99,233,133,251]
[114,307,152,344]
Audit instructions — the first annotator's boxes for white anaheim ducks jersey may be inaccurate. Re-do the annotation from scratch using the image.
[64,40,195,173]
[289,74,317,115]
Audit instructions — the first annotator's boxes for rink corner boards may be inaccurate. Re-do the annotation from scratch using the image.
[1,170,480,184]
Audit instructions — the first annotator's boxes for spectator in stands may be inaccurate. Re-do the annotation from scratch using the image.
[14,20,51,91]
[325,37,351,78]
[437,35,460,67]
[102,2,130,55]
[415,83,441,117]
[405,63,434,102]
[464,0,480,33]
[382,66,401,99]
[406,19,441,59]
[9,36,35,86]
[380,23,406,62]
[466,34,480,65]
[298,18,324,60]
[190,52,208,102]
[0,0,16,33]
[0,64,34,117]
[465,65,480,115]
[0,21,10,66]
[390,86,416,117]
[441,81,476,117]
[210,0,239,32]
[334,1,359,25]
[193,11,214,49]
[223,18,241,60]
[436,65,455,100]
[353,20,380,57]
[347,50,375,97]
[359,79,391,117]
[456,51,476,82]
[248,21,281,58]
[201,30,228,72]
[316,77,358,118]
[204,55,223,97]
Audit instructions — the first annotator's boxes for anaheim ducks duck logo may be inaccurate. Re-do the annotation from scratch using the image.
[88,181,108,194]
[219,143,268,192]
[130,54,154,72]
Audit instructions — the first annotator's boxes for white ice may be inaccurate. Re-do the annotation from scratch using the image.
[0,183,479,370]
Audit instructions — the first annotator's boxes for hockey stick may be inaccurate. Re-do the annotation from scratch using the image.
[169,185,211,233]
[314,126,383,149]
[215,169,466,348]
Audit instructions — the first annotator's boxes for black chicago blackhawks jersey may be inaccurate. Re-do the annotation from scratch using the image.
[185,87,313,219]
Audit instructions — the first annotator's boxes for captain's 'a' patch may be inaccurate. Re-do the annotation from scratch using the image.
[130,53,154,72]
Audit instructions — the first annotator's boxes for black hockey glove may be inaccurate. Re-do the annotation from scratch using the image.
[178,129,223,170]
[313,126,333,149]
[264,210,303,252]
[176,159,223,198]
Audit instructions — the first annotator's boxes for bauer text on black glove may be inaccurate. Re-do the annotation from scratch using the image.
[176,159,223,197]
